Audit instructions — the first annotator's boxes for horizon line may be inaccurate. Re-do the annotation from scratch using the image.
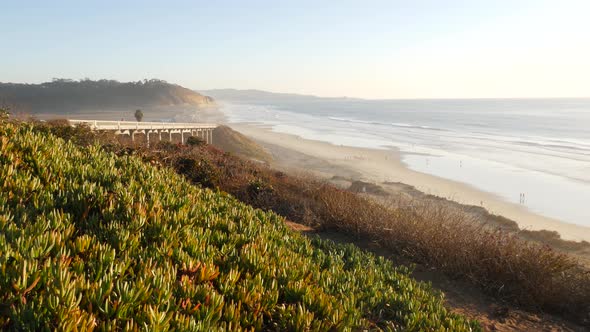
[197,88,590,102]
[2,78,589,101]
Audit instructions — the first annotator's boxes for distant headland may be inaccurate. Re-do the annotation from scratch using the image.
[0,78,215,114]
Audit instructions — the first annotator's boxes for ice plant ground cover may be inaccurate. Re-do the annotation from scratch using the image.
[0,120,479,331]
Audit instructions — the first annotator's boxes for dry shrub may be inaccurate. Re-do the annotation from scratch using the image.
[315,189,590,323]
[174,157,219,189]
[519,229,590,251]
[31,118,118,146]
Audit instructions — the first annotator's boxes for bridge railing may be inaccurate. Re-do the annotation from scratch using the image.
[68,119,217,131]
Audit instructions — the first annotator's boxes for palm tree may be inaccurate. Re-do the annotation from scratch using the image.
[134,109,144,122]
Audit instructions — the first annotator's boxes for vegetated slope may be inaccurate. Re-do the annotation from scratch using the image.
[0,79,215,113]
[0,121,478,331]
[212,125,272,163]
[106,133,590,327]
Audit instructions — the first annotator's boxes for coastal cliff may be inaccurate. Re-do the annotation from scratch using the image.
[0,78,215,114]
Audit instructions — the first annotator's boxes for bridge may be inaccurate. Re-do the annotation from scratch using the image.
[69,120,217,145]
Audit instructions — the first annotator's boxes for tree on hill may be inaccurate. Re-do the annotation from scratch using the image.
[134,109,143,122]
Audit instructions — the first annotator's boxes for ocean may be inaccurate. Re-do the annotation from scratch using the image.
[211,95,590,229]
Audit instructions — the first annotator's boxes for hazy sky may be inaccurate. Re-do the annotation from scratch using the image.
[2,0,589,99]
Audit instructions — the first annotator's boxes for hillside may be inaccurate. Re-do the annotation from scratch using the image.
[212,125,273,163]
[0,79,215,114]
[38,118,586,329]
[0,119,478,330]
[199,89,349,111]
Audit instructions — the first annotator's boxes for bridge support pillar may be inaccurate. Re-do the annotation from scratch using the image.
[68,120,216,145]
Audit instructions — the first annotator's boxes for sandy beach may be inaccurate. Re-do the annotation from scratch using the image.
[230,123,590,243]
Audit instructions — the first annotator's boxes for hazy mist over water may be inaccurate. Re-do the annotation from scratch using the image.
[213,95,590,228]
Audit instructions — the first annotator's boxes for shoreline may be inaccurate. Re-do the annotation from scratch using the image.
[230,122,590,243]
